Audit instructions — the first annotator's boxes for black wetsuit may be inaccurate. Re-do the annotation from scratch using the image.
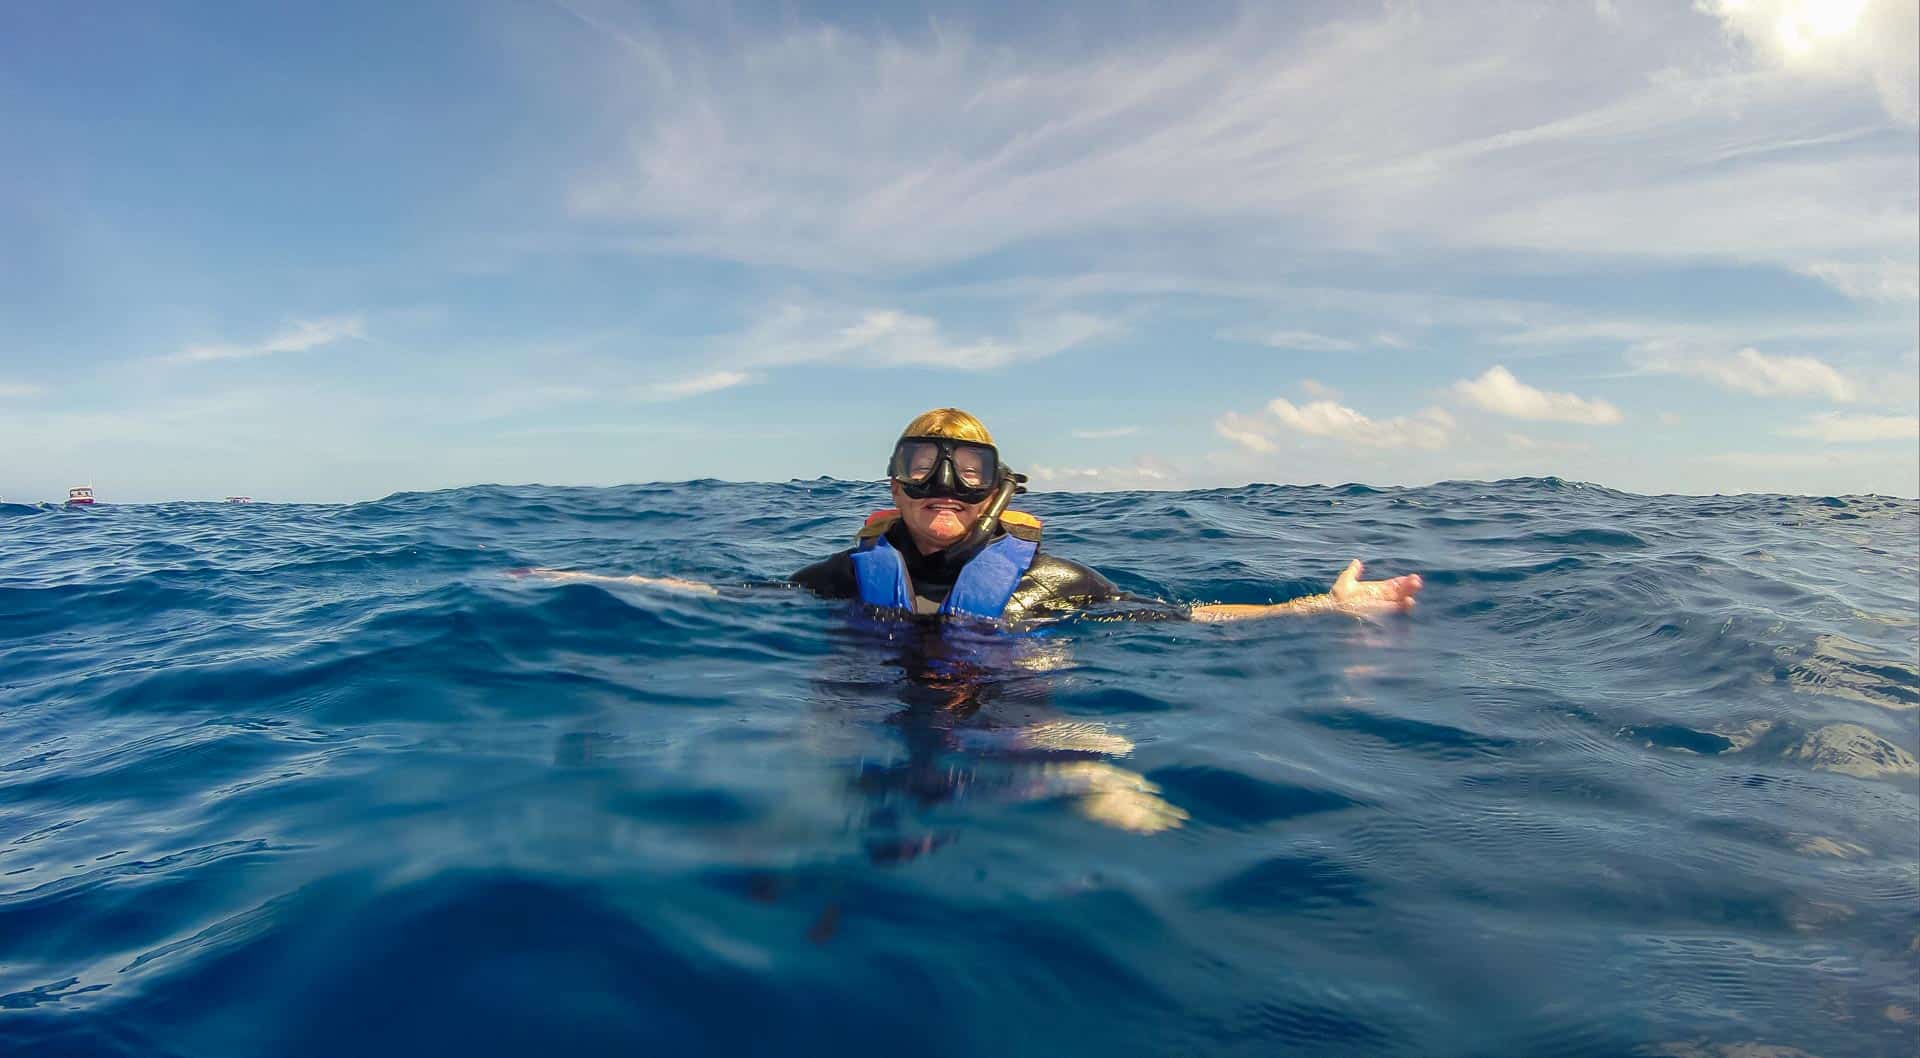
[789,520,1123,621]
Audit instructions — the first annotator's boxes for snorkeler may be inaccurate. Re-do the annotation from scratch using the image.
[529,408,1423,623]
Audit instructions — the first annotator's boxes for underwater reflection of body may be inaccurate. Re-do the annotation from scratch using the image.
[836,616,1186,867]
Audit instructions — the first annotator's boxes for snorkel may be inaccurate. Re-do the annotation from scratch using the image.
[953,467,1027,556]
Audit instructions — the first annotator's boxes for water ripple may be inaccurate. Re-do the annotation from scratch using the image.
[0,480,1914,1057]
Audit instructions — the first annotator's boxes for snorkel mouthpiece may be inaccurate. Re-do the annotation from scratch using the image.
[955,468,1027,555]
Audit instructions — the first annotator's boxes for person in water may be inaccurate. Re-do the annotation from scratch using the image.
[531,408,1423,623]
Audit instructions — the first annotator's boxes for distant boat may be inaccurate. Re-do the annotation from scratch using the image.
[225,496,253,504]
[66,486,95,506]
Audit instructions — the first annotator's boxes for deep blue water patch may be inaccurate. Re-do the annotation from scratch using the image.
[1,479,1916,1057]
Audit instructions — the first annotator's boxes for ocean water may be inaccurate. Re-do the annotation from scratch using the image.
[1,479,1916,1058]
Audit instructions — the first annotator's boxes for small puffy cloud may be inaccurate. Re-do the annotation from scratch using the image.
[0,382,43,398]
[1783,411,1920,442]
[1214,411,1278,453]
[1299,379,1341,400]
[1702,0,1919,124]
[171,316,366,364]
[640,370,754,400]
[1028,458,1177,491]
[1631,344,1859,402]
[1268,398,1456,449]
[1452,366,1624,424]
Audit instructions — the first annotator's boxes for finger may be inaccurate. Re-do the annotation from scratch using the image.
[1335,559,1362,591]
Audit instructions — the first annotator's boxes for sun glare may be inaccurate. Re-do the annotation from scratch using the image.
[1760,0,1870,58]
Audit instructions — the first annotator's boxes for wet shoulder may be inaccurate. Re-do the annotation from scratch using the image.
[790,548,858,599]
[1010,551,1119,615]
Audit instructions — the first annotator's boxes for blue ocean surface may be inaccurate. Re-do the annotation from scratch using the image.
[2,479,1916,1057]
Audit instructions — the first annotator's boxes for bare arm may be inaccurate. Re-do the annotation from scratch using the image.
[515,568,721,597]
[1189,560,1422,623]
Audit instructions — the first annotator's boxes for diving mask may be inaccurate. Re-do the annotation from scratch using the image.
[888,436,1001,502]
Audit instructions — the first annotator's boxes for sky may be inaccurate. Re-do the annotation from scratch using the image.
[1,0,1916,502]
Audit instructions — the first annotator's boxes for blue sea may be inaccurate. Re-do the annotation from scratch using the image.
[2,479,1916,1057]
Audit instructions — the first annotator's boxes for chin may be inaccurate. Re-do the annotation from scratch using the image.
[923,524,968,547]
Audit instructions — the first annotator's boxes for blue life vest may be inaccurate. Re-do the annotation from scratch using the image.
[851,523,1039,620]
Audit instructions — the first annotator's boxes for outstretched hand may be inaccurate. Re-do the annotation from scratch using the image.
[1329,559,1422,616]
[511,567,720,596]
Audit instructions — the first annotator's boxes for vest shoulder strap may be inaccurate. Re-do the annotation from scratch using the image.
[857,509,900,541]
[939,533,1040,619]
[998,509,1042,542]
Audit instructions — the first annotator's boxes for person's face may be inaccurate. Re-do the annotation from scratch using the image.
[891,480,989,554]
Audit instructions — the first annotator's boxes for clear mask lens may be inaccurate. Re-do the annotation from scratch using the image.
[890,438,1000,497]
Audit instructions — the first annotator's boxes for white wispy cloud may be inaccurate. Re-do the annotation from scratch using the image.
[1214,411,1279,454]
[1629,344,1859,402]
[1452,366,1624,424]
[1299,379,1341,400]
[733,305,1114,372]
[555,3,1914,300]
[1223,328,1421,354]
[637,370,755,401]
[1798,258,1920,302]
[1493,314,1906,347]
[1237,329,1359,352]
[1455,144,1911,277]
[1782,411,1920,442]
[169,316,367,364]
[1268,398,1456,450]
[1070,426,1139,439]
